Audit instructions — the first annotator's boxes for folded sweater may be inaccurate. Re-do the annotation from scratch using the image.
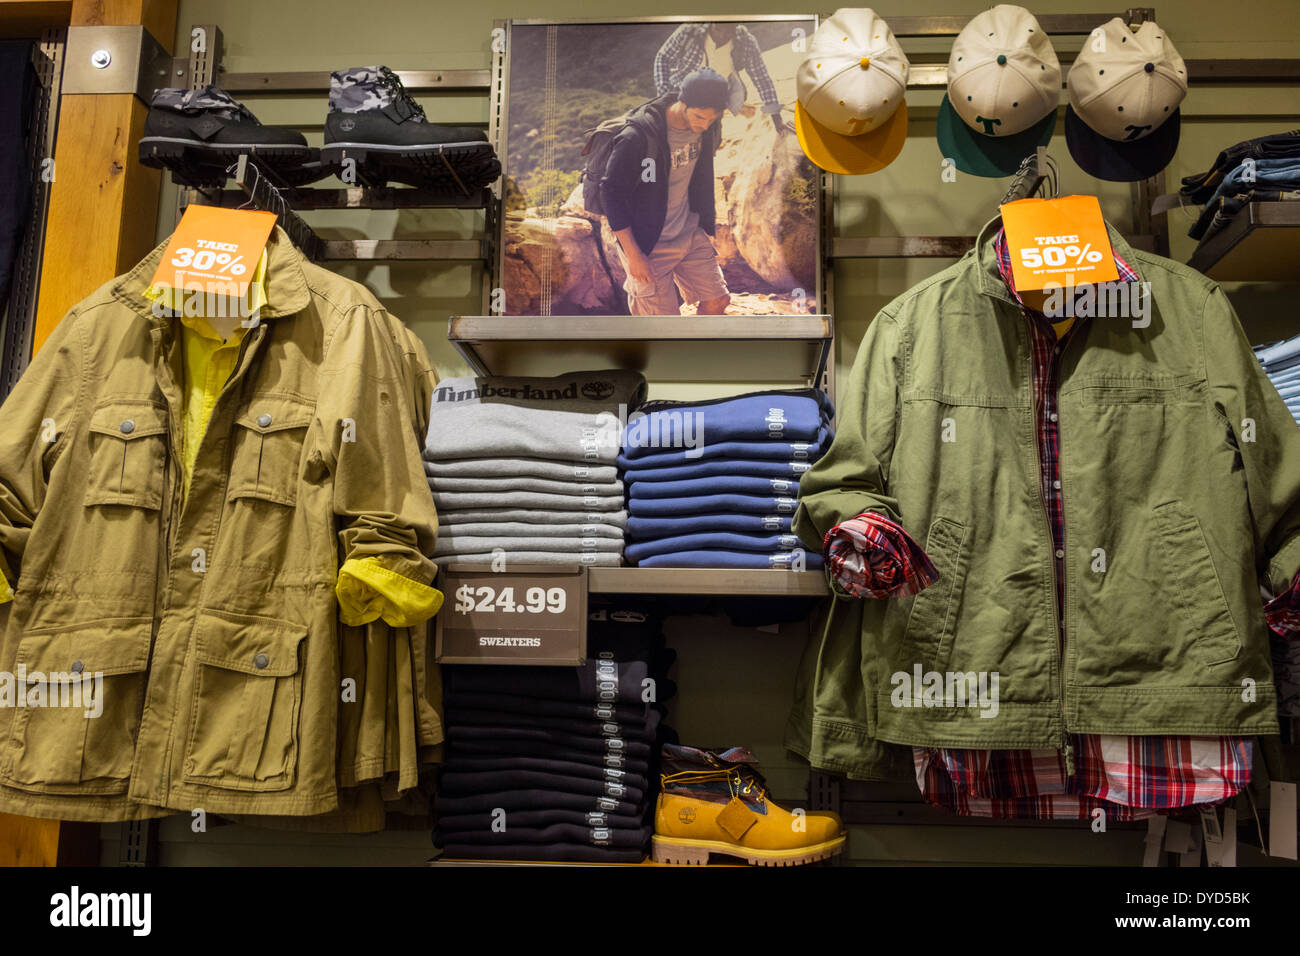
[623,390,829,458]
[615,427,829,468]
[424,457,619,483]
[428,474,625,497]
[438,508,629,529]
[628,474,801,499]
[627,513,792,537]
[628,493,799,517]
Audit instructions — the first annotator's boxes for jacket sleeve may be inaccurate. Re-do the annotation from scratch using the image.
[794,309,904,552]
[599,127,646,239]
[1202,284,1300,595]
[0,310,84,597]
[313,305,439,593]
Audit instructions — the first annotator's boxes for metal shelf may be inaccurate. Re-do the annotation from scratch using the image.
[1187,202,1300,281]
[211,185,493,211]
[588,568,827,597]
[833,234,1158,259]
[447,314,833,384]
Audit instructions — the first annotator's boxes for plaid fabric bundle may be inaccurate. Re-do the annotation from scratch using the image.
[823,511,938,599]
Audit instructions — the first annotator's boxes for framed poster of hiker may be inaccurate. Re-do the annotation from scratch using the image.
[494,15,822,317]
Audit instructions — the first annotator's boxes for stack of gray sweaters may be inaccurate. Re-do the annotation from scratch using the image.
[423,370,647,567]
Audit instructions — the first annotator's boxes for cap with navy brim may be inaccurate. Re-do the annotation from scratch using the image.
[937,93,1056,178]
[1065,104,1180,183]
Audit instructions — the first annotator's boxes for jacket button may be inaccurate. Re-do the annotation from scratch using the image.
[1055,549,1065,559]
[257,413,272,428]
[70,660,84,673]
[253,653,269,669]
[120,420,135,434]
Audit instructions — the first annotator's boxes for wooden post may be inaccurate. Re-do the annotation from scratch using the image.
[0,0,177,866]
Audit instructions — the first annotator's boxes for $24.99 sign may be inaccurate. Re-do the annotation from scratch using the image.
[453,584,568,616]
[436,566,588,666]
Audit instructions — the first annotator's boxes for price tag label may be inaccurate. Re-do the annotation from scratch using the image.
[1000,194,1118,293]
[150,204,277,304]
[435,565,587,665]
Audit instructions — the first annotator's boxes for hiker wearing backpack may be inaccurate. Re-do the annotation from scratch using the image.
[592,69,731,317]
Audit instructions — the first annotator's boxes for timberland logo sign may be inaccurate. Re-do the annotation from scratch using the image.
[0,668,104,717]
[677,806,697,824]
[890,665,1000,719]
[49,886,151,936]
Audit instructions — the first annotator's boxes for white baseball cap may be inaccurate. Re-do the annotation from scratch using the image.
[936,4,1061,177]
[1066,18,1187,181]
[795,8,910,175]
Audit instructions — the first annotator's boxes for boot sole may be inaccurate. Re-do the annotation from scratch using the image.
[139,137,321,187]
[650,834,846,867]
[320,141,500,192]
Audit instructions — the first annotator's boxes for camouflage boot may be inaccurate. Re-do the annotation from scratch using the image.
[321,66,500,192]
[138,85,319,187]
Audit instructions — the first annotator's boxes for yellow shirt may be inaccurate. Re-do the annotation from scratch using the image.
[1,251,440,625]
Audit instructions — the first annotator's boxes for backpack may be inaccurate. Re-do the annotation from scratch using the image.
[579,97,658,216]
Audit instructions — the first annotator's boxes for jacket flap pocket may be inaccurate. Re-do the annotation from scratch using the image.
[235,395,314,436]
[16,619,153,677]
[88,402,169,440]
[194,609,306,677]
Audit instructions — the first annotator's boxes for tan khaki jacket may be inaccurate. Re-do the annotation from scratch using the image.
[0,226,439,821]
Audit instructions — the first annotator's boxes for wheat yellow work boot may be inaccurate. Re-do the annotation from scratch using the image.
[651,744,845,866]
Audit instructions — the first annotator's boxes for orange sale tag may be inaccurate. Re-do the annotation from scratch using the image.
[150,205,277,302]
[1000,195,1118,294]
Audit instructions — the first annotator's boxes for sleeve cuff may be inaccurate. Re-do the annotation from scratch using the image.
[1265,567,1300,638]
[336,556,443,628]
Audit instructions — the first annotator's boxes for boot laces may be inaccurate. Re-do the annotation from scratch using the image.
[377,66,426,121]
[662,762,769,800]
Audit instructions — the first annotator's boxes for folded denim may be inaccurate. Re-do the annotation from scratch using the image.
[618,456,814,483]
[1256,334,1300,367]
[628,473,802,499]
[623,391,829,458]
[624,531,804,562]
[423,457,619,483]
[628,493,799,517]
[438,507,629,528]
[615,427,829,468]
[628,513,792,537]
[1190,161,1300,238]
[635,549,823,570]
[426,474,624,497]
[1181,129,1300,203]
[434,535,625,555]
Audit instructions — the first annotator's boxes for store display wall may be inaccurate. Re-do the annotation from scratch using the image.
[95,0,1300,866]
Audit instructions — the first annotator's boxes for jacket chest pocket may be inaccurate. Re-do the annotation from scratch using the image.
[84,403,168,509]
[0,620,152,795]
[183,609,307,792]
[227,396,314,506]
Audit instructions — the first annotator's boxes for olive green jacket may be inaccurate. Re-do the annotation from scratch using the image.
[789,216,1300,777]
[0,227,439,821]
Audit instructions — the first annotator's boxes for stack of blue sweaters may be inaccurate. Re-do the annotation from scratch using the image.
[1256,334,1300,427]
[617,389,831,570]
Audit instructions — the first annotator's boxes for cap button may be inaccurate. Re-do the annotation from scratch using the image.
[997,54,1007,66]
[858,56,870,69]
[253,652,269,670]
[119,420,135,434]
[1144,61,1155,73]
[257,413,272,428]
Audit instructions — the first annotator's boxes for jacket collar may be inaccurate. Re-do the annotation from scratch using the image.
[974,212,1141,305]
[112,223,312,324]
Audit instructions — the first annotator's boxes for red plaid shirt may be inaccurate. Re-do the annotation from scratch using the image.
[828,229,1258,819]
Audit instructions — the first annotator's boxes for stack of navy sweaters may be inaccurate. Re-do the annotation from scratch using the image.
[617,389,831,569]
